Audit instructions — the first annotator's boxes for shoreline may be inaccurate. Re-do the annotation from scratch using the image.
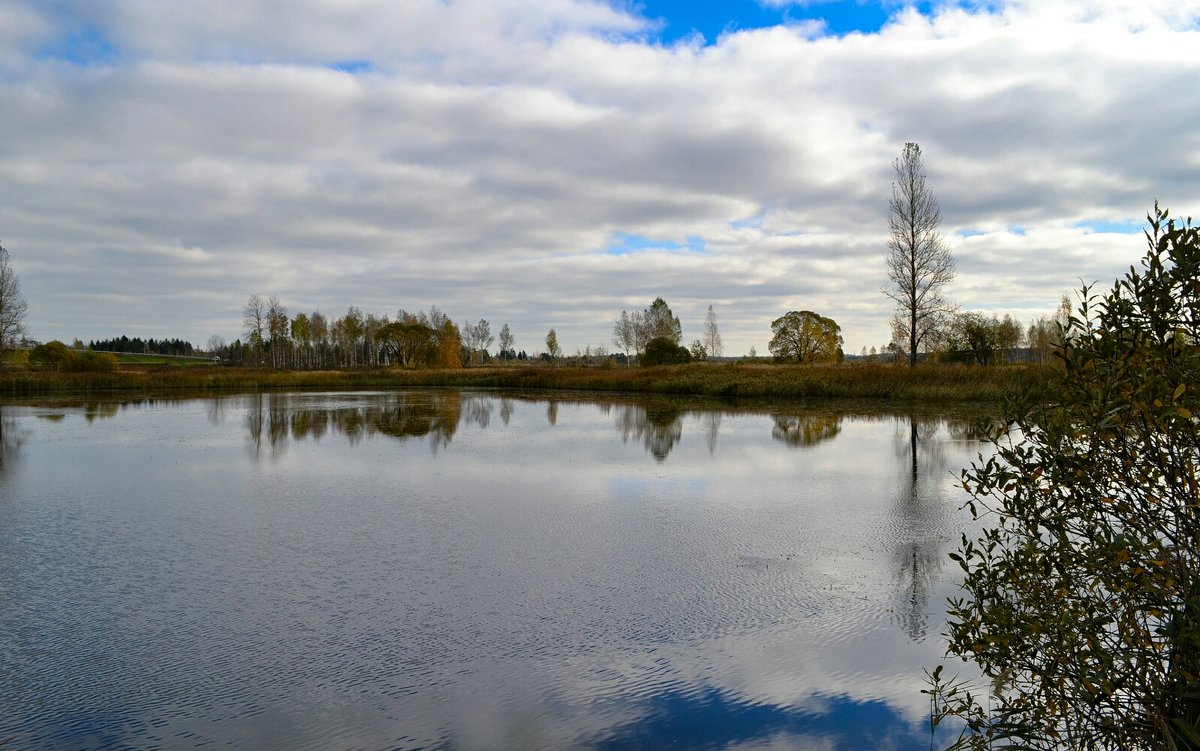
[0,362,1047,404]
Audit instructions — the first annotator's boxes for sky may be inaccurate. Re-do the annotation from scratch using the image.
[2,1,1199,356]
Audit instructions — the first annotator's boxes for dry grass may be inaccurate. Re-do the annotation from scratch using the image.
[0,361,1049,403]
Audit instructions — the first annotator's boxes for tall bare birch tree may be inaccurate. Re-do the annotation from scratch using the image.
[884,143,955,366]
[703,304,722,359]
[266,295,288,368]
[242,294,267,366]
[613,311,634,365]
[498,323,514,361]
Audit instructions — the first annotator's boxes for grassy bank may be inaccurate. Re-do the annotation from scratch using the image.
[0,362,1048,403]
[110,353,220,366]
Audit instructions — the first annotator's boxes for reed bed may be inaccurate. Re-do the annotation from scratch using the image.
[0,362,1048,403]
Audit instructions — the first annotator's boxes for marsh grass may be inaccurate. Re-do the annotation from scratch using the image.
[0,362,1047,403]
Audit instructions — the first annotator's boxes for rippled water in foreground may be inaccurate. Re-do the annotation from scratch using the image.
[0,391,993,750]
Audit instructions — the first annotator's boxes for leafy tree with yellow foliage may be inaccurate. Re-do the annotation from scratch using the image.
[768,310,843,364]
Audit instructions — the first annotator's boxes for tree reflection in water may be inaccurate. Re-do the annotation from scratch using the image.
[0,407,28,472]
[2,398,178,473]
[704,411,721,455]
[889,416,943,642]
[84,401,120,423]
[0,394,1005,750]
[770,413,842,448]
[460,395,492,430]
[887,413,1003,641]
[612,403,684,462]
[243,392,462,459]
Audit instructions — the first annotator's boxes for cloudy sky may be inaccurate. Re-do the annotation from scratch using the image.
[2,0,1199,355]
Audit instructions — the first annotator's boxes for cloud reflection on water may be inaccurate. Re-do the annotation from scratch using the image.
[218,392,988,746]
[0,391,993,750]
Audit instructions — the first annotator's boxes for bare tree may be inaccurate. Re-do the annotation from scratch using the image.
[310,311,328,368]
[427,305,449,331]
[266,295,288,368]
[461,318,493,365]
[242,293,267,365]
[1027,294,1072,364]
[474,319,493,358]
[703,304,722,359]
[884,142,956,366]
[613,311,634,365]
[341,306,364,367]
[0,243,28,356]
[498,323,514,361]
[630,310,649,360]
[364,312,388,367]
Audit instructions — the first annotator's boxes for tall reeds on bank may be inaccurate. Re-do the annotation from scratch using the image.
[0,362,1047,403]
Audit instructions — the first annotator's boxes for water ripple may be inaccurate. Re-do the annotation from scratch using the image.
[0,396,985,750]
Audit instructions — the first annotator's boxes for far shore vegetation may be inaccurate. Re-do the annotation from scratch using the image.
[0,355,1046,404]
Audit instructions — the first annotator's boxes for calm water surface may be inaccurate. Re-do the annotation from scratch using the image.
[0,391,992,750]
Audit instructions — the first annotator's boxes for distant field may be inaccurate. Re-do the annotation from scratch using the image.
[2,349,220,367]
[109,353,220,367]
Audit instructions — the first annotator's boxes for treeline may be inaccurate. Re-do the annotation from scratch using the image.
[856,298,1074,366]
[229,296,532,370]
[611,297,729,365]
[89,336,197,357]
[229,293,825,371]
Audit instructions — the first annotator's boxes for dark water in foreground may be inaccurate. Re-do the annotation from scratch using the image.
[0,391,991,750]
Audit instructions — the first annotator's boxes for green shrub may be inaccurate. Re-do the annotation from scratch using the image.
[931,204,1200,749]
[29,341,74,370]
[30,341,119,372]
[641,336,691,366]
[76,351,119,372]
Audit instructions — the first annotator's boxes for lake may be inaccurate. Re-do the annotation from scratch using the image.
[0,391,993,750]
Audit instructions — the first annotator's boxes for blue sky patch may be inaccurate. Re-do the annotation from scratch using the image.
[592,685,952,750]
[329,60,375,74]
[1076,219,1144,234]
[604,233,706,255]
[630,0,925,44]
[37,25,117,67]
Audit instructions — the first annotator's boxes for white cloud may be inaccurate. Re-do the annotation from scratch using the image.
[1,1,1198,352]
